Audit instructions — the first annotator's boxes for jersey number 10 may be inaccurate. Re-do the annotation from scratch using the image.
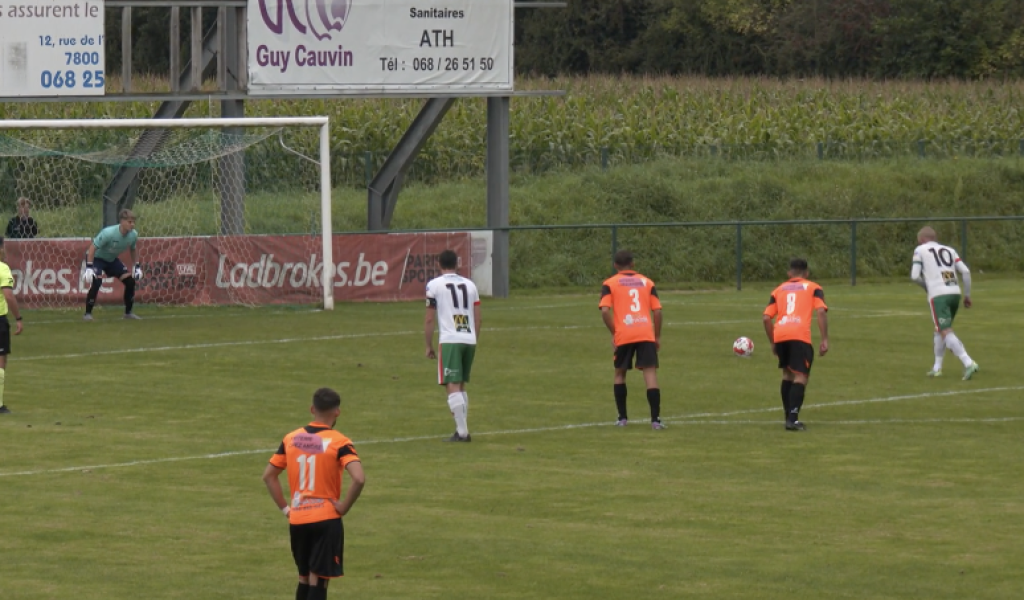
[928,247,955,267]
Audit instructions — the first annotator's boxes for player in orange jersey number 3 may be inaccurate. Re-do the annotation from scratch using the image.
[762,258,830,431]
[599,250,665,430]
[263,388,366,600]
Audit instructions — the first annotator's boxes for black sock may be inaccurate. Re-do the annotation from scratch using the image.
[614,383,627,420]
[296,582,310,600]
[788,383,806,422]
[780,380,793,419]
[85,278,102,314]
[307,579,328,600]
[123,277,136,314]
[646,388,661,423]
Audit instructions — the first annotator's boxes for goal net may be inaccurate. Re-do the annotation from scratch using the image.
[0,117,335,310]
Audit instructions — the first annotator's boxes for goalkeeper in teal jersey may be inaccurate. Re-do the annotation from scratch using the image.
[83,209,143,321]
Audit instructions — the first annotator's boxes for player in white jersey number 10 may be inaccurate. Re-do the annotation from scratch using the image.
[910,226,979,381]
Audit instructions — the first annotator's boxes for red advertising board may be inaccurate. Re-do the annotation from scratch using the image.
[4,232,472,308]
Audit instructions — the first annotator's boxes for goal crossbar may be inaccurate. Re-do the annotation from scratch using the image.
[0,117,335,309]
[0,117,329,130]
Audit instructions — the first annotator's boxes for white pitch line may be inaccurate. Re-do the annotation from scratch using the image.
[2,386,1019,478]
[20,308,325,326]
[672,386,1024,420]
[17,330,420,361]
[686,417,1024,425]
[18,311,922,362]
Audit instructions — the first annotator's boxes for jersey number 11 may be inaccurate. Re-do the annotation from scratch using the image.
[446,283,469,309]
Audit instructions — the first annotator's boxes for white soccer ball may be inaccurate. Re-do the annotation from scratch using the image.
[732,336,755,357]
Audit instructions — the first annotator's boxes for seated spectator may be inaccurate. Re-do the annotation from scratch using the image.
[6,197,38,239]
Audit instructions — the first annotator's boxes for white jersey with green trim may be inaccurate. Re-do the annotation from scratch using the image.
[911,241,965,301]
[426,273,479,345]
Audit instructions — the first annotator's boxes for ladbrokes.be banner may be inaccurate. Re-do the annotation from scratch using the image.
[5,232,471,308]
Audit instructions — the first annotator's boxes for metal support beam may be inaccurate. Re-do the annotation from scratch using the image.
[121,7,132,92]
[102,19,222,226]
[191,7,203,91]
[217,6,228,89]
[218,7,246,235]
[235,6,247,90]
[486,96,510,298]
[367,98,456,230]
[170,7,180,92]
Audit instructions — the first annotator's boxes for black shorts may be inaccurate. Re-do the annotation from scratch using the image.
[0,315,10,356]
[94,257,128,279]
[290,518,345,579]
[613,341,659,370]
[775,340,814,375]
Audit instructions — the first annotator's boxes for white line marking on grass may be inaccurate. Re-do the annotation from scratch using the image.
[668,386,1024,420]
[664,311,922,327]
[23,308,325,326]
[20,311,929,362]
[2,387,1019,478]
[19,330,421,361]
[685,417,1024,425]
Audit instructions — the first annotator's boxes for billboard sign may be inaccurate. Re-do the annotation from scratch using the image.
[247,0,513,95]
[5,232,474,307]
[0,0,105,97]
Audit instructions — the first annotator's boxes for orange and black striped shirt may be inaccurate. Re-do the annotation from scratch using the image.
[269,422,360,525]
[764,278,827,344]
[599,270,662,346]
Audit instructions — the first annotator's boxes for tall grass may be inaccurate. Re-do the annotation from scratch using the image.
[5,75,1024,287]
[28,153,1023,287]
[3,75,1024,186]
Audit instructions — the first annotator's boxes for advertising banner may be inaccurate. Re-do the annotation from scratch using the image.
[247,0,513,95]
[5,232,472,308]
[0,0,105,97]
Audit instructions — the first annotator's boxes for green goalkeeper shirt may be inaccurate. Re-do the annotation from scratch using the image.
[92,224,138,262]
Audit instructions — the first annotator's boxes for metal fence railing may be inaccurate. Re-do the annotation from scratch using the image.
[347,215,1024,290]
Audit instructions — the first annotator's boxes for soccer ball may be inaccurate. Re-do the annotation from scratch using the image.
[732,336,754,357]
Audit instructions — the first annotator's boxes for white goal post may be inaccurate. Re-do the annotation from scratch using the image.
[0,116,336,310]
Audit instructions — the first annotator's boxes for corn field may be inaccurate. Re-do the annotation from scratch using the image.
[2,75,1024,189]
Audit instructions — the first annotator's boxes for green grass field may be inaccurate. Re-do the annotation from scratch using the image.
[1,278,1022,599]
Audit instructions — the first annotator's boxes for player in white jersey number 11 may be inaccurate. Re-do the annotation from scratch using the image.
[910,226,979,380]
[424,249,481,442]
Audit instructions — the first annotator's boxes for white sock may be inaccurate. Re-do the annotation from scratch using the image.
[932,332,945,372]
[447,392,468,437]
[943,332,973,367]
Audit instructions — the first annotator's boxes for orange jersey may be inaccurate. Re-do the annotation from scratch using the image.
[269,422,360,525]
[763,278,827,344]
[599,270,663,346]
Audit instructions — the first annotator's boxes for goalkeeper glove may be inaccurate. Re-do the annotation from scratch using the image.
[84,263,98,284]
[133,263,143,280]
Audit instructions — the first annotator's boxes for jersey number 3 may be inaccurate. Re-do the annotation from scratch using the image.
[628,289,641,312]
